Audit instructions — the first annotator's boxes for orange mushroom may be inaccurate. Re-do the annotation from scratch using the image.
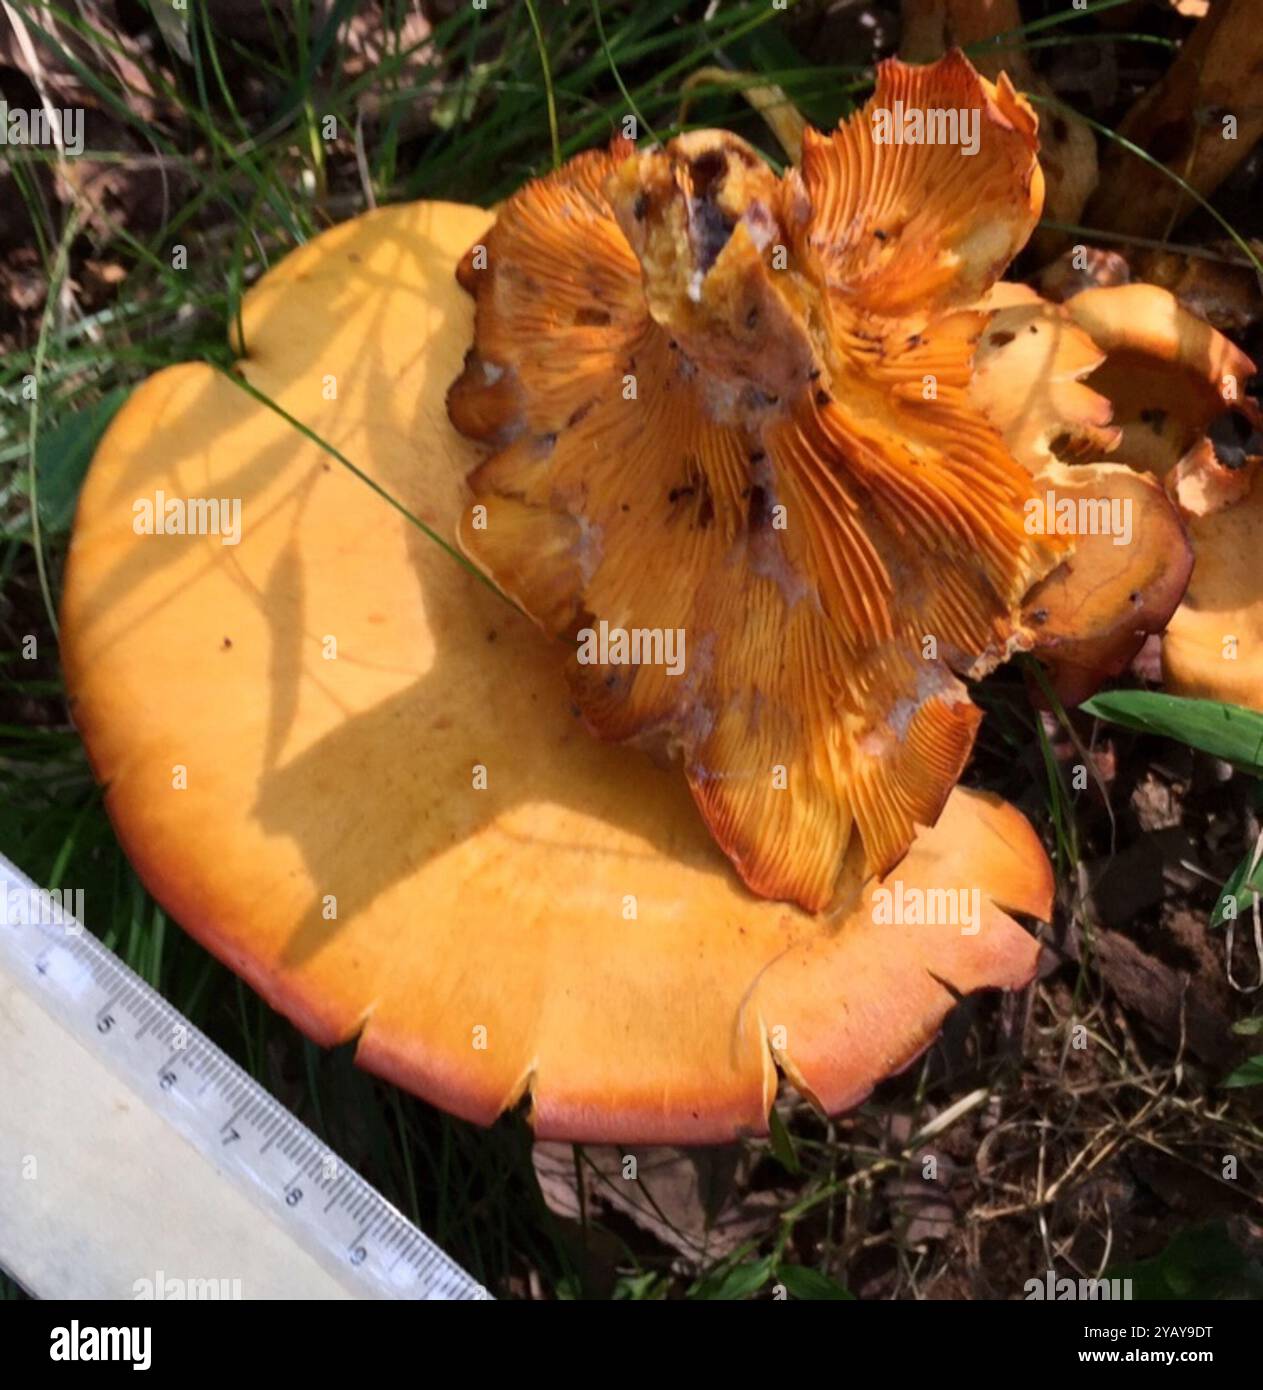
[64,40,1263,1144]
[449,53,1073,914]
[447,48,1255,910]
[60,197,1051,1144]
[973,278,1263,710]
[73,47,1263,1142]
[1061,287,1263,708]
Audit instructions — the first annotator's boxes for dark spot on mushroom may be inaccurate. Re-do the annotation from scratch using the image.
[989,330,1016,347]
[687,150,737,270]
[567,400,595,428]
[815,389,831,408]
[906,334,922,348]
[1028,323,1038,334]
[693,200,736,273]
[746,305,759,330]
[749,450,766,465]
[747,485,770,531]
[808,367,822,381]
[574,306,611,327]
[486,629,497,643]
[690,149,727,197]
[668,340,678,351]
[633,192,648,221]
[621,503,630,512]
[1208,407,1261,470]
[873,228,888,241]
[1028,609,1048,625]
[1049,432,1072,458]
[697,491,715,529]
[348,253,361,264]
[1139,407,1168,435]
[668,485,696,504]
[1128,590,1141,605]
[222,637,233,649]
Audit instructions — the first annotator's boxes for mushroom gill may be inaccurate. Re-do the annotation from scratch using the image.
[449,52,1068,912]
[59,199,1052,1143]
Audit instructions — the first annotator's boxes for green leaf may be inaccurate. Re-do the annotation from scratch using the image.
[33,389,129,534]
[432,61,495,131]
[612,1270,668,1301]
[1080,691,1263,776]
[689,1256,774,1301]
[767,1105,800,1175]
[150,0,193,64]
[1107,1222,1263,1300]
[1221,1054,1263,1089]
[776,1264,854,1300]
[1210,841,1263,931]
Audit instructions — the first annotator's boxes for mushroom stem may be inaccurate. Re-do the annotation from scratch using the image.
[1085,0,1263,239]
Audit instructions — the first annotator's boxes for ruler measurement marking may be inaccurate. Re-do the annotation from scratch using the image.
[322,1176,349,1214]
[0,852,488,1301]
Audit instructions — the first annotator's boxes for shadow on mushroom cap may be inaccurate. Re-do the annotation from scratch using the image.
[61,200,1051,1145]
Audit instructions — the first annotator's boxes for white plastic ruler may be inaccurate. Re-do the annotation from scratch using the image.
[0,849,490,1300]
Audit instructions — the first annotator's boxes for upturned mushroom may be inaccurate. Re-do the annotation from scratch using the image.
[60,52,1260,1143]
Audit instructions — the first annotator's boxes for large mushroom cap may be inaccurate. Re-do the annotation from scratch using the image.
[450,52,1064,914]
[61,199,1050,1144]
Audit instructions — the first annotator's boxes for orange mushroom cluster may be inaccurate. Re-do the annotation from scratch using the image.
[448,50,1260,913]
[58,51,1261,1143]
[450,56,1065,916]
